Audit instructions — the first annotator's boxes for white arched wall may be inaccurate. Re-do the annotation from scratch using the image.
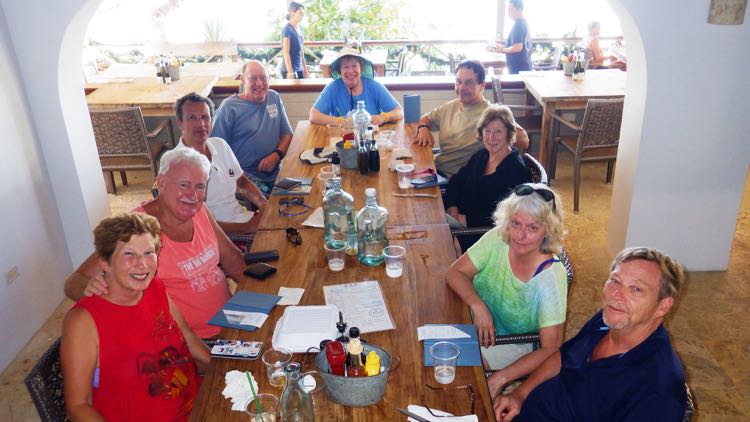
[607,0,750,270]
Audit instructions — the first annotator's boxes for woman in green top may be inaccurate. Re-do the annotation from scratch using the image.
[446,183,567,396]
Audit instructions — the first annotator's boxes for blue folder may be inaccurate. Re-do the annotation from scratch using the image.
[404,94,421,123]
[208,291,282,332]
[422,324,482,367]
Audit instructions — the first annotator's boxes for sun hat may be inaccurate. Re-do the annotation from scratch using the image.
[329,47,374,79]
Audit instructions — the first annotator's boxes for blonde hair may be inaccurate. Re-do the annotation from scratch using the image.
[492,183,566,255]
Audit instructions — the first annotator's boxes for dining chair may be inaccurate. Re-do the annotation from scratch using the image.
[24,337,69,422]
[547,98,624,212]
[491,76,542,155]
[90,106,174,194]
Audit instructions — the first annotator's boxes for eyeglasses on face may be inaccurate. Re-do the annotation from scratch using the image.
[424,383,475,416]
[286,227,302,245]
[513,184,557,212]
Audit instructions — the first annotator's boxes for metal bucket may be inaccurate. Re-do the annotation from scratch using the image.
[335,140,358,169]
[315,343,398,407]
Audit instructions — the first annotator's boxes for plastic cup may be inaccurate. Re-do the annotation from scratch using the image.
[327,124,343,146]
[245,393,278,422]
[430,341,461,385]
[262,348,292,388]
[396,163,414,189]
[383,245,406,278]
[324,240,347,271]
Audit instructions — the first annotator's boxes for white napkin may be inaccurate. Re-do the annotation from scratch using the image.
[405,405,478,422]
[302,207,324,228]
[222,370,259,411]
[277,287,305,305]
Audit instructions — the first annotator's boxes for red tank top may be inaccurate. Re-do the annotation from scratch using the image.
[75,279,200,421]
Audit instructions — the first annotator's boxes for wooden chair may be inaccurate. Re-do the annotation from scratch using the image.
[90,107,174,194]
[24,338,69,422]
[548,98,623,212]
[491,77,542,154]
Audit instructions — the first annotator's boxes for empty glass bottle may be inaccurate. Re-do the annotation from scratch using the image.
[279,362,315,421]
[356,188,389,266]
[322,177,357,256]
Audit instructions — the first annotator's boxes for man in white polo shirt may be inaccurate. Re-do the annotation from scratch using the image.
[174,93,267,234]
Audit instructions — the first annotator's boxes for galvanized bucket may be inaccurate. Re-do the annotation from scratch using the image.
[335,140,358,169]
[315,343,398,407]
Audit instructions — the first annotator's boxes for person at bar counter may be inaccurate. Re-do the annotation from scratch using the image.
[61,213,209,421]
[174,92,267,235]
[309,48,403,126]
[280,2,308,79]
[446,184,567,394]
[415,60,529,178]
[493,0,533,74]
[444,104,532,250]
[580,21,627,71]
[212,60,293,196]
[494,247,687,421]
[64,148,246,339]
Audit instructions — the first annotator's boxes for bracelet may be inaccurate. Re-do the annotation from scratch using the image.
[417,124,430,132]
[274,149,285,159]
[380,111,389,121]
[335,116,343,127]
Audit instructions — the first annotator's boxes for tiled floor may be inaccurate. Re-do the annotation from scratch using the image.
[2,153,748,420]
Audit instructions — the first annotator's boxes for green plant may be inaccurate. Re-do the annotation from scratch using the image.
[203,19,227,42]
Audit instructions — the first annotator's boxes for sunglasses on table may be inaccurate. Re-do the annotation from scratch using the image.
[423,383,475,417]
[513,184,557,212]
[279,197,312,217]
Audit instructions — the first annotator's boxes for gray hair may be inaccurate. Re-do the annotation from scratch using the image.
[610,247,685,301]
[158,147,210,179]
[492,183,566,255]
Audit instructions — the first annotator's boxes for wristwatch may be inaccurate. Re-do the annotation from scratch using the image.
[274,149,286,159]
[417,124,431,132]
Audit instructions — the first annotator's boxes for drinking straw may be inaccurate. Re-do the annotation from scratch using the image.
[245,371,263,417]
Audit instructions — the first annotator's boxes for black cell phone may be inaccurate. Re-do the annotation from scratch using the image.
[244,250,279,264]
[243,262,277,280]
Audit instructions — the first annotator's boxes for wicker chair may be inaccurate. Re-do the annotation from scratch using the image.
[548,98,624,212]
[24,338,69,422]
[90,107,174,194]
[491,77,542,154]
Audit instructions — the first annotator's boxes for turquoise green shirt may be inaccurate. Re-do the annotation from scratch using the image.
[467,229,567,335]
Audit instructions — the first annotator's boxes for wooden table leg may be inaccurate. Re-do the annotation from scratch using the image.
[537,102,556,168]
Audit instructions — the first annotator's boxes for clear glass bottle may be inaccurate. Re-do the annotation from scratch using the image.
[322,177,357,256]
[352,100,371,148]
[279,362,315,422]
[356,188,389,266]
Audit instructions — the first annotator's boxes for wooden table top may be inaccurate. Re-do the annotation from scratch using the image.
[85,75,218,117]
[521,69,626,103]
[257,121,448,230]
[189,226,493,421]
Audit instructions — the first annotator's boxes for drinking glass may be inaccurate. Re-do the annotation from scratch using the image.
[383,245,406,278]
[396,163,414,189]
[324,240,347,271]
[430,342,461,385]
[245,393,278,422]
[262,348,292,388]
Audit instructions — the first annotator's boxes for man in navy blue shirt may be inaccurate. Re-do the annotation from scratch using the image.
[496,0,533,74]
[494,247,688,421]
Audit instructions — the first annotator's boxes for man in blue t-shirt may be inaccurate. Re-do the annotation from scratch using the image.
[309,48,404,127]
[496,0,533,74]
[494,247,688,422]
[211,60,293,195]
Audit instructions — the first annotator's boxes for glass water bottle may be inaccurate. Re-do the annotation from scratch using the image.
[322,177,357,256]
[356,188,389,266]
[279,362,315,422]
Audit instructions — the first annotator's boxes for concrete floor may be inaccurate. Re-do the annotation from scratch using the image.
[1,152,748,420]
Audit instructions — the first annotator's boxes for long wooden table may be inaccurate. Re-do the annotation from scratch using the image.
[85,75,219,117]
[190,120,495,420]
[521,69,626,167]
[257,121,447,230]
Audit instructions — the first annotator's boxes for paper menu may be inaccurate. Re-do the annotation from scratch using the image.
[417,325,472,341]
[323,280,395,334]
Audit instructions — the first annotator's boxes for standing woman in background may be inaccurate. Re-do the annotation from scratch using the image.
[281,2,308,79]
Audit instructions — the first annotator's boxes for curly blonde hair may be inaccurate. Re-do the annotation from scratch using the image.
[492,183,566,255]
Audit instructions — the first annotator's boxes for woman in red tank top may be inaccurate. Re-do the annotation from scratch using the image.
[61,213,210,421]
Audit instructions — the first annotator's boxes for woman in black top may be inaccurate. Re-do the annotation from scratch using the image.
[445,104,532,236]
